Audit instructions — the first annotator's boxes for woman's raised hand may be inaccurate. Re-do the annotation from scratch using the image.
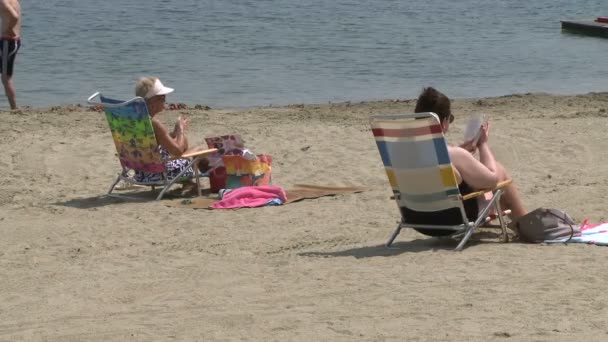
[477,121,490,146]
[459,140,477,153]
[177,115,189,131]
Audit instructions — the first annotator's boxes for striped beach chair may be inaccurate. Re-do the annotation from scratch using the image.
[370,112,511,251]
[87,92,217,200]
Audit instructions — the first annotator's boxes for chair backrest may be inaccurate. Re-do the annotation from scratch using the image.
[370,112,463,213]
[88,92,165,173]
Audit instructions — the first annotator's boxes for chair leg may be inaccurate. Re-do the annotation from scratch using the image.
[193,157,202,197]
[494,197,509,243]
[455,200,495,251]
[107,175,122,195]
[156,158,200,200]
[156,182,173,200]
[454,225,476,251]
[386,223,403,247]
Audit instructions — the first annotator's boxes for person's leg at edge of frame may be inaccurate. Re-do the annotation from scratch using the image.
[1,39,18,110]
[2,73,17,110]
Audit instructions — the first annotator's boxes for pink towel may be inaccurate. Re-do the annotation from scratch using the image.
[211,185,287,209]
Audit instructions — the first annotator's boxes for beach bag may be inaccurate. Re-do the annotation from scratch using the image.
[205,134,246,193]
[209,166,228,193]
[515,208,580,243]
[203,134,272,192]
[223,154,272,190]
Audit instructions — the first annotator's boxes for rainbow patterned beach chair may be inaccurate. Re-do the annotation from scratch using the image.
[370,112,511,251]
[87,92,217,200]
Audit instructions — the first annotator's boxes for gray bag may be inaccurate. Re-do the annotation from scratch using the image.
[515,208,580,243]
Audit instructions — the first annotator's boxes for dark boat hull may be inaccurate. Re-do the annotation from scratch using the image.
[561,20,608,38]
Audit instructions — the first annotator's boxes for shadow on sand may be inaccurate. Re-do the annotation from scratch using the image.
[298,231,507,258]
[54,191,156,209]
[53,186,206,209]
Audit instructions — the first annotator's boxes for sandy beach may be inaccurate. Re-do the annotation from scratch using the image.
[1,92,608,341]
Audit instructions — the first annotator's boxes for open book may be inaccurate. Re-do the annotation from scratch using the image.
[463,113,487,146]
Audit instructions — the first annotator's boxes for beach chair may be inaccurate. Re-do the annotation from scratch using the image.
[369,112,511,251]
[87,92,217,200]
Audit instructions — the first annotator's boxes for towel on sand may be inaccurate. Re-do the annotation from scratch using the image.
[211,185,287,209]
[545,222,608,246]
[164,184,368,209]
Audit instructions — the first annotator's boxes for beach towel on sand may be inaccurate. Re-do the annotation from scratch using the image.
[545,222,608,246]
[211,185,287,209]
[164,184,368,209]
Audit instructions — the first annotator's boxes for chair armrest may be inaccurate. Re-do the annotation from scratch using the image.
[177,147,218,159]
[461,179,512,201]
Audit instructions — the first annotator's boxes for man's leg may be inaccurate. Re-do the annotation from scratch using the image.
[2,74,17,110]
[1,39,19,110]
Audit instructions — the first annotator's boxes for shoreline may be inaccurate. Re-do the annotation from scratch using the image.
[2,90,608,113]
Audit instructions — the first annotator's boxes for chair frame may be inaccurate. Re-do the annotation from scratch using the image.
[371,112,511,251]
[88,92,217,200]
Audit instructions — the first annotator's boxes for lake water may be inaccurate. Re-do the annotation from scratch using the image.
[12,0,608,109]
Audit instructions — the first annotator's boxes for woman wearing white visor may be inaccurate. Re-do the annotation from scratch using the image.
[133,76,208,184]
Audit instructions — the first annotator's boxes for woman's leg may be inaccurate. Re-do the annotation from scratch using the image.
[495,161,527,221]
[197,156,211,174]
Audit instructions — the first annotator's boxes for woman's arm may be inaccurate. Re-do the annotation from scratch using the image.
[152,118,188,156]
[450,147,499,189]
[476,122,497,172]
[450,122,499,189]
[477,143,497,172]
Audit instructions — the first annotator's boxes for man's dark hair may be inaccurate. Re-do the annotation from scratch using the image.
[414,87,452,122]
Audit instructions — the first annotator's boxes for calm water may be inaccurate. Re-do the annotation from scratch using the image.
[12,0,608,109]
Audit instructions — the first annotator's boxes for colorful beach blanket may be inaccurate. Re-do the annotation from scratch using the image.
[545,222,608,246]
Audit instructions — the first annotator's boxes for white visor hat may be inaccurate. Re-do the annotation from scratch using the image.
[145,79,174,99]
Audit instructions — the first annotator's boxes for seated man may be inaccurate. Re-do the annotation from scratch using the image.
[413,87,527,225]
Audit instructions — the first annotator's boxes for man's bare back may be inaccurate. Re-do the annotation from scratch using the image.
[0,0,20,39]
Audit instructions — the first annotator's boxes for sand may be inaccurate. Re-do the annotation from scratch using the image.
[1,92,608,341]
